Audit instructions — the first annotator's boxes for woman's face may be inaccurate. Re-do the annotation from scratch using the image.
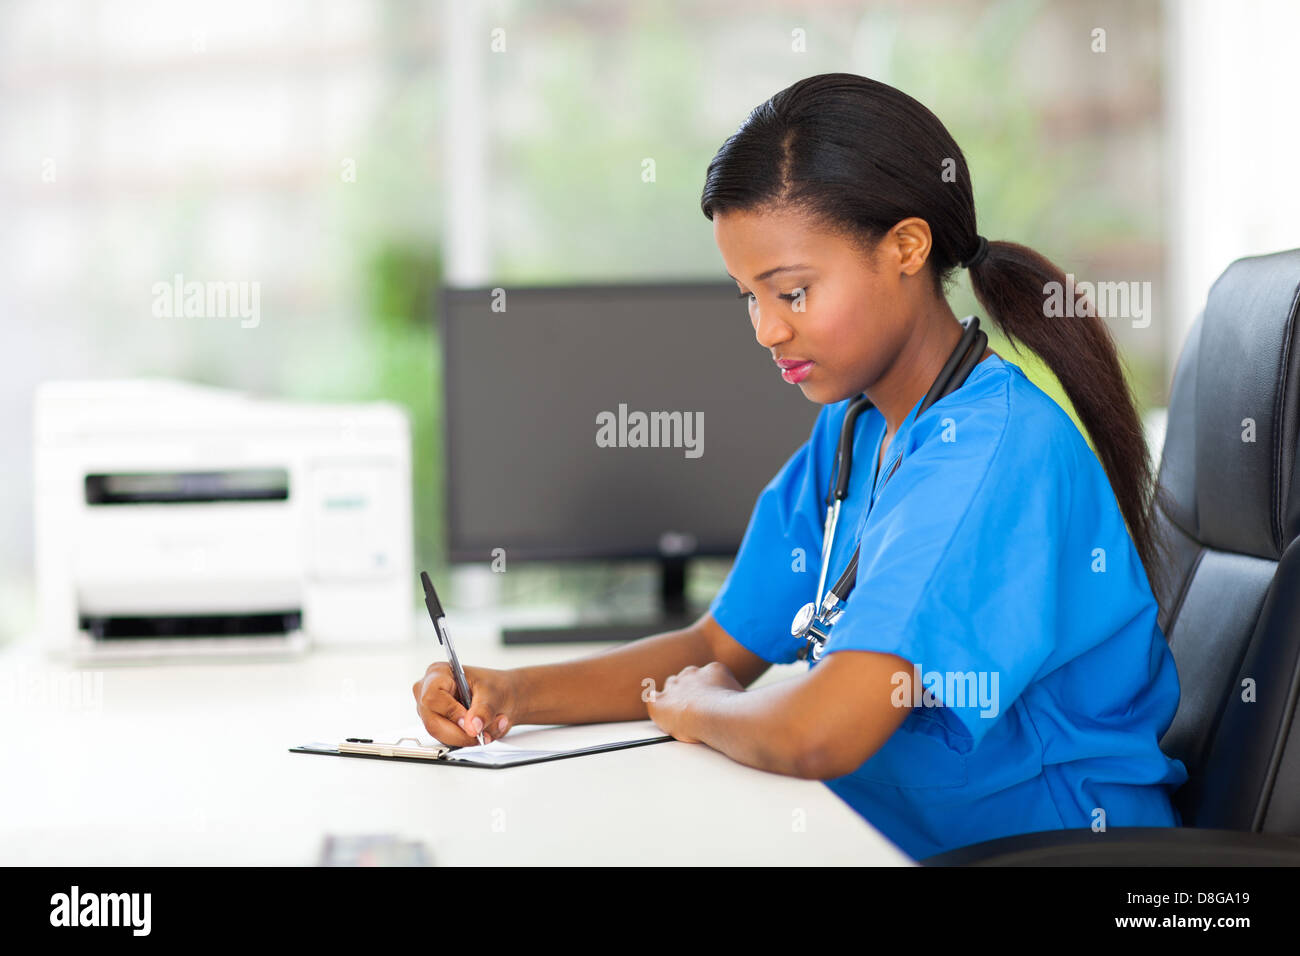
[712,204,926,405]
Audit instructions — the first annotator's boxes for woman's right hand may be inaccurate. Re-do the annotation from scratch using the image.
[412,663,522,747]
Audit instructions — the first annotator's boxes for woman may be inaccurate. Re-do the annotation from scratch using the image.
[413,73,1188,861]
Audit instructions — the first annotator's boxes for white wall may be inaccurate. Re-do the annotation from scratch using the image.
[1164,0,1300,383]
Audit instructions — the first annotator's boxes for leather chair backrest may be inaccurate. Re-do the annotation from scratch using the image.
[1155,248,1300,832]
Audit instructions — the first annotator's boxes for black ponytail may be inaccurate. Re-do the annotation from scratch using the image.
[701,72,1170,608]
[967,242,1170,606]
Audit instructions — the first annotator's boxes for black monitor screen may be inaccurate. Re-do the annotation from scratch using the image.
[441,282,822,563]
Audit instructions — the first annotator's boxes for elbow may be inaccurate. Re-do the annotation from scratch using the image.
[789,726,855,780]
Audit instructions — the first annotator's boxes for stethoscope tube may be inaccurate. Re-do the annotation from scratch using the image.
[815,395,875,608]
[794,316,989,660]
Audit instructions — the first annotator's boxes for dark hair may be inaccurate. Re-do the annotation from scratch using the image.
[700,72,1171,609]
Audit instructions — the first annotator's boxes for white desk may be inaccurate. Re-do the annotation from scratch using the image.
[0,620,914,866]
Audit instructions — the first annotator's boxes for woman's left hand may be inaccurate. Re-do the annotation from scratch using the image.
[645,661,744,743]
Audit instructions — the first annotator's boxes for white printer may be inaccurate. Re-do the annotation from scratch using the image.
[34,380,414,661]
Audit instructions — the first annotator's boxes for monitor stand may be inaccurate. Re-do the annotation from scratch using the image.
[500,556,705,645]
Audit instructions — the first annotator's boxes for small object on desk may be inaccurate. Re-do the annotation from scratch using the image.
[420,570,485,746]
[318,833,432,867]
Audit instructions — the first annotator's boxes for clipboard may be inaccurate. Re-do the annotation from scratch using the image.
[290,719,674,769]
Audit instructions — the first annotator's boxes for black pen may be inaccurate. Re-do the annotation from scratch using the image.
[420,571,485,746]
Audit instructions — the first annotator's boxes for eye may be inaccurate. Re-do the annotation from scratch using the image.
[735,287,807,305]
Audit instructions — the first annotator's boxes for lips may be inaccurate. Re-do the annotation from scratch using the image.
[779,360,814,384]
[774,358,812,369]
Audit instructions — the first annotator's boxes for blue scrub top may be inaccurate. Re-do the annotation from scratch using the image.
[708,353,1188,861]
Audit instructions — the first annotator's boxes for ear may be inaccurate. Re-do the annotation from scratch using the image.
[886,217,933,277]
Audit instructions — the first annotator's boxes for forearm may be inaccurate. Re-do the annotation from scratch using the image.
[681,682,819,778]
[513,626,715,724]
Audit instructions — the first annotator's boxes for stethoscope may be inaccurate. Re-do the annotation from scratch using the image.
[791,315,989,662]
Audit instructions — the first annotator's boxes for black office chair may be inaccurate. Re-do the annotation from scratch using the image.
[924,248,1300,865]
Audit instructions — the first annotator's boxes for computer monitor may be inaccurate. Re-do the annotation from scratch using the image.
[441,281,820,642]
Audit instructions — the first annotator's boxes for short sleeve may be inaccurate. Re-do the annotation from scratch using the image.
[708,405,836,664]
[822,388,1064,750]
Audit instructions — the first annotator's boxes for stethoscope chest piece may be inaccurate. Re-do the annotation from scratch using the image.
[791,595,842,661]
[791,601,818,639]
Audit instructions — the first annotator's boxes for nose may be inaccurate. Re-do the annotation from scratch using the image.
[750,296,793,352]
